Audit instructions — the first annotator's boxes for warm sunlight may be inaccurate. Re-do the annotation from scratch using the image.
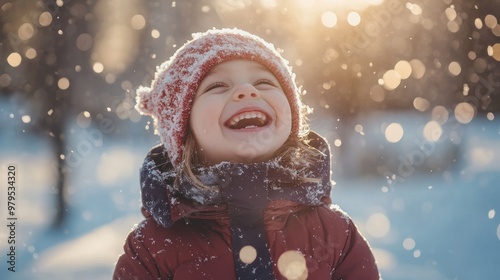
[295,0,385,10]
[214,0,387,31]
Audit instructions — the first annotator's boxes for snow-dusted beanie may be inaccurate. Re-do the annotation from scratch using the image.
[136,28,304,168]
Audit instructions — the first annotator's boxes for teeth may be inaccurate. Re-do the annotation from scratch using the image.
[228,111,268,127]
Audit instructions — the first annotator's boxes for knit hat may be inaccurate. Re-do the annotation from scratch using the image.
[136,28,304,168]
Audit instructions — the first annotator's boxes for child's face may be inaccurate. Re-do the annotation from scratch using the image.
[189,59,292,165]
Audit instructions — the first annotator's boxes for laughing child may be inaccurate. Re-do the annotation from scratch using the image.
[113,28,380,280]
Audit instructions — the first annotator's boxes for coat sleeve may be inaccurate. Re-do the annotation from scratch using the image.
[331,209,381,280]
[113,219,171,280]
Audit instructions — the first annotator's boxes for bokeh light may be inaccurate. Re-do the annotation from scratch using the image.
[413,250,421,258]
[25,48,37,59]
[423,121,442,142]
[57,77,70,90]
[406,3,422,15]
[0,73,11,87]
[21,115,31,124]
[366,213,391,238]
[382,69,401,90]
[469,147,495,170]
[413,97,430,112]
[445,7,457,21]
[473,58,488,73]
[488,210,496,219]
[374,248,398,272]
[321,11,337,28]
[347,11,361,26]
[76,111,92,128]
[201,5,211,12]
[403,238,416,250]
[490,43,500,61]
[131,14,146,30]
[484,14,498,29]
[454,102,475,124]
[151,29,161,39]
[7,52,22,67]
[18,22,35,41]
[497,225,500,241]
[93,62,104,73]
[369,85,385,102]
[431,105,449,124]
[76,33,93,51]
[277,250,308,280]
[448,61,461,76]
[487,112,495,121]
[394,60,412,79]
[385,123,404,143]
[355,124,364,135]
[39,11,53,26]
[334,139,342,147]
[409,59,426,79]
[474,18,483,29]
[239,245,257,264]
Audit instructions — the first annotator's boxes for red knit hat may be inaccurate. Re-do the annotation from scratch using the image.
[136,28,305,167]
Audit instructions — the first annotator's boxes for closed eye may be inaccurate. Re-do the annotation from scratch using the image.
[204,82,228,93]
[254,79,278,87]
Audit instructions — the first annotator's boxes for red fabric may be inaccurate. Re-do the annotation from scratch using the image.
[114,200,380,280]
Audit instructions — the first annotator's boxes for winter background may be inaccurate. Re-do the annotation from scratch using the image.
[1,0,500,279]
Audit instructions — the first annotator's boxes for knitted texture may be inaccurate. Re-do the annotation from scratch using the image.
[136,28,304,167]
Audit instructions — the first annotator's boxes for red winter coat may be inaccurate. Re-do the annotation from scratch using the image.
[114,132,380,279]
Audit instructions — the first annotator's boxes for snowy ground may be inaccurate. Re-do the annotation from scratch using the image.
[0,113,499,280]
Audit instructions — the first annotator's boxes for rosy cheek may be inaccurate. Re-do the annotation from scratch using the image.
[192,100,223,129]
[203,110,221,127]
[274,100,292,129]
[190,104,205,133]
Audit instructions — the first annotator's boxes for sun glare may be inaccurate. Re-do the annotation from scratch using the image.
[285,0,388,31]
[320,0,385,10]
[293,0,385,11]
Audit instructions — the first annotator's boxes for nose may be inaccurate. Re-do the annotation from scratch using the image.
[232,84,261,101]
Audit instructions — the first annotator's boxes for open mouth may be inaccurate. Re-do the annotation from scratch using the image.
[225,110,270,129]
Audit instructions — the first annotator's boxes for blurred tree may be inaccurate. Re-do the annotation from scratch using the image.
[0,0,96,227]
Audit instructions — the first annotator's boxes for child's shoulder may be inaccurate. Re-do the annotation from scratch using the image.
[129,215,227,243]
[323,204,353,223]
[128,217,173,242]
[129,216,193,240]
[310,203,355,230]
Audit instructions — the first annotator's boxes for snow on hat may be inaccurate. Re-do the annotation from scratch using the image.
[136,28,305,167]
